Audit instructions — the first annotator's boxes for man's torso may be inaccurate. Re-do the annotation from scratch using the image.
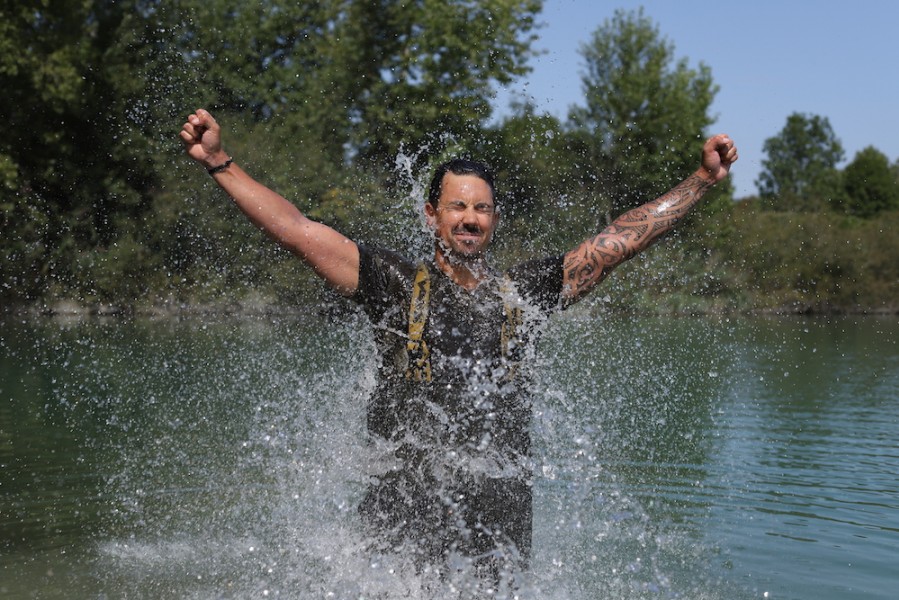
[349,245,564,562]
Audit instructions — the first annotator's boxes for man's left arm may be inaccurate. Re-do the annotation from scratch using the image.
[561,134,738,303]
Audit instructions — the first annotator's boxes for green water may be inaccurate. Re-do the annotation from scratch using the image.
[1,314,897,598]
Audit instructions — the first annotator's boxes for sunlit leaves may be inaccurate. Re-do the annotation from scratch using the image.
[339,0,543,166]
[569,8,719,217]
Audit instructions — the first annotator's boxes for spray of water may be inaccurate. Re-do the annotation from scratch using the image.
[0,104,747,595]
[35,307,732,600]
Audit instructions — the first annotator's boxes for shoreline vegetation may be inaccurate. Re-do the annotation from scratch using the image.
[6,295,896,320]
[9,302,898,320]
[5,201,898,320]
[5,198,898,319]
[7,199,897,320]
[8,205,899,318]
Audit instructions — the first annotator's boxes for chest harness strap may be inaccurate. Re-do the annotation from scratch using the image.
[405,264,524,383]
[406,263,432,382]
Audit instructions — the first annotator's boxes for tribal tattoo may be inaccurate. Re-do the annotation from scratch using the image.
[562,173,715,300]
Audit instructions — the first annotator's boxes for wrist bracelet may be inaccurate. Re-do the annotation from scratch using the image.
[207,158,233,175]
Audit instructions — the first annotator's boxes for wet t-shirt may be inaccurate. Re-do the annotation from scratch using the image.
[350,245,564,564]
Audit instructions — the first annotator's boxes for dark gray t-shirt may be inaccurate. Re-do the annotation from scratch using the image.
[350,245,565,561]
[351,245,564,466]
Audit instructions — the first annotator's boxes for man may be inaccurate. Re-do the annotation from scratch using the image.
[180,109,737,583]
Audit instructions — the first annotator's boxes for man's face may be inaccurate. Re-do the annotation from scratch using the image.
[425,172,498,259]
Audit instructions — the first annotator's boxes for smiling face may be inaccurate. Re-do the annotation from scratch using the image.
[425,172,499,260]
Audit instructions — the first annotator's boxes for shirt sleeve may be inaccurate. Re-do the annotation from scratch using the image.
[350,244,415,323]
[507,254,566,314]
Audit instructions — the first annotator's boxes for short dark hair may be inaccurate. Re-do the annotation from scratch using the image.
[427,158,496,208]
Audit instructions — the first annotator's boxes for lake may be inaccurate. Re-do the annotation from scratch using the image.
[1,313,897,599]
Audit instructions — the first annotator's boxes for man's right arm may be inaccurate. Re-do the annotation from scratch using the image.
[180,109,359,296]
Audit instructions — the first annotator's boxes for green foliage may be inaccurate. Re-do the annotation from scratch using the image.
[0,188,49,302]
[1,0,543,310]
[573,200,899,315]
[339,0,543,167]
[585,232,751,316]
[838,146,899,217]
[756,113,844,211]
[723,202,899,312]
[484,104,575,213]
[0,1,155,302]
[569,8,721,218]
[1,1,895,314]
[142,1,348,157]
[476,104,593,259]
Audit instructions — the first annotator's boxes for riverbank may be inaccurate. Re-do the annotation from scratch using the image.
[4,293,896,320]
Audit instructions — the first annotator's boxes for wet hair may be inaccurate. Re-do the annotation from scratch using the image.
[427,158,497,209]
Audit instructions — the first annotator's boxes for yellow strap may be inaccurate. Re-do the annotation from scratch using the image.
[405,268,521,384]
[406,263,432,382]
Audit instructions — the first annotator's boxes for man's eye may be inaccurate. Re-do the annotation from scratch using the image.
[475,204,493,214]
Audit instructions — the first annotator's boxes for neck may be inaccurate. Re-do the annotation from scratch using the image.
[433,245,489,291]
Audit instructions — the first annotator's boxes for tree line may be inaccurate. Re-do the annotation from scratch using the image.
[2,2,896,314]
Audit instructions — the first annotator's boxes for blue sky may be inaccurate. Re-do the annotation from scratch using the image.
[493,0,899,198]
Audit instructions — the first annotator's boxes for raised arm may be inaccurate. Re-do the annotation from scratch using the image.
[180,109,359,295]
[562,134,738,302]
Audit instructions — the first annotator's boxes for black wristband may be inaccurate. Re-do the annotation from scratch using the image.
[207,158,233,175]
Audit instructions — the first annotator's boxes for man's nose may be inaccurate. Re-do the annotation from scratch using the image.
[461,204,479,222]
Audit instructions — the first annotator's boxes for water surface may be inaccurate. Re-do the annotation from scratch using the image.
[1,314,897,598]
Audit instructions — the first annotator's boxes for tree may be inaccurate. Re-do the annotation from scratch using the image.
[756,113,844,211]
[481,104,571,215]
[138,0,543,169]
[1,0,546,307]
[338,0,543,169]
[0,0,157,302]
[568,8,722,219]
[475,103,592,258]
[838,146,899,217]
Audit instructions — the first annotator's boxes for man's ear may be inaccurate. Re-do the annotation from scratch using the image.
[424,202,436,228]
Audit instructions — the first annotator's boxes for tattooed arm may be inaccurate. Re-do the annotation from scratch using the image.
[562,134,738,302]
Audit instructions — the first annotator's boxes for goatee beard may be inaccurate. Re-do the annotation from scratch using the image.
[435,237,488,267]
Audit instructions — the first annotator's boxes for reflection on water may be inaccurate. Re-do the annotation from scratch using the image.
[711,318,899,600]
[1,314,897,598]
